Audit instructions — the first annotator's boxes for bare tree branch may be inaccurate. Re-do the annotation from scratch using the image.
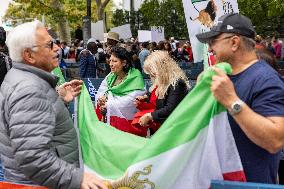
[102,0,111,9]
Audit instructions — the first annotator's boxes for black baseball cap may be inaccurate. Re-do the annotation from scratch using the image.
[196,13,256,43]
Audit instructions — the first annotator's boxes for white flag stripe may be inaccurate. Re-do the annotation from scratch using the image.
[123,112,242,189]
[107,90,145,120]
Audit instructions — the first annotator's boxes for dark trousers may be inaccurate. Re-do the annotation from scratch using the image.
[279,160,284,184]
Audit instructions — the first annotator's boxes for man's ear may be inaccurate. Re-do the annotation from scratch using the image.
[231,36,241,52]
[22,49,36,64]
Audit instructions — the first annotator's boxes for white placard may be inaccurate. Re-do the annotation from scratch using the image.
[110,24,132,40]
[122,0,144,11]
[151,26,165,43]
[182,0,239,62]
[91,20,104,42]
[138,30,152,42]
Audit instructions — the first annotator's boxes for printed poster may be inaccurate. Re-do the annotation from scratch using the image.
[182,0,239,63]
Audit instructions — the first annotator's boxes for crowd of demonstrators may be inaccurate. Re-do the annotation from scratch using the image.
[0,21,107,189]
[253,34,284,61]
[197,13,284,184]
[133,51,189,137]
[95,47,146,135]
[52,30,195,81]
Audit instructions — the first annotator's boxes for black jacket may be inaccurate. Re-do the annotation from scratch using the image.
[151,80,188,123]
[0,59,7,86]
[0,51,10,86]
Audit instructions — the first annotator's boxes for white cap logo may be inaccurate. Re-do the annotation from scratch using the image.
[227,25,234,30]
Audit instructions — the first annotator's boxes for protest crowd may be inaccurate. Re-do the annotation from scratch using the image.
[0,10,284,189]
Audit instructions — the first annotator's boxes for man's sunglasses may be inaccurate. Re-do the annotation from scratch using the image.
[208,35,236,46]
[32,39,56,50]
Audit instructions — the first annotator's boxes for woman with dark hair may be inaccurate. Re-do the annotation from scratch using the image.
[149,42,157,52]
[96,47,146,135]
[164,41,174,58]
[157,41,165,50]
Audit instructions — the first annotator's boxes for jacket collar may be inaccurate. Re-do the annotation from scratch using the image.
[12,62,59,88]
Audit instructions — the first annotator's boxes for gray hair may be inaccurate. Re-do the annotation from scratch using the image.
[6,20,44,62]
[240,36,256,51]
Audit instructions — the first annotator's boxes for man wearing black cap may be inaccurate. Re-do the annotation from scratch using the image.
[196,13,284,184]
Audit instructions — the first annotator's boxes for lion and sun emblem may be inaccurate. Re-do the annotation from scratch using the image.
[105,165,155,189]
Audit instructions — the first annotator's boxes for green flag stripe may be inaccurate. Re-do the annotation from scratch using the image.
[52,67,66,85]
[106,68,145,96]
[78,84,148,179]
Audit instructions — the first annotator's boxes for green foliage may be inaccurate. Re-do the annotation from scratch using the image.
[112,9,128,26]
[140,0,188,39]
[111,0,188,39]
[4,0,114,37]
[238,0,284,37]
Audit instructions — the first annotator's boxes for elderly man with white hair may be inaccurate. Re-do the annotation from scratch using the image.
[0,21,107,189]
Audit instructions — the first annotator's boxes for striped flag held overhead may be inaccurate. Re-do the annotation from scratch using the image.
[78,63,246,189]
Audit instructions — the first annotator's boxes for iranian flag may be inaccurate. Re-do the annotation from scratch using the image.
[95,68,146,136]
[78,63,246,188]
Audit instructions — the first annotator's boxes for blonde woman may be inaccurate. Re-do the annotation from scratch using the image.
[135,51,190,130]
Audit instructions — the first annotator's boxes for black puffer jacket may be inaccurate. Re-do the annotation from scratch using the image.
[0,62,83,189]
[0,51,10,86]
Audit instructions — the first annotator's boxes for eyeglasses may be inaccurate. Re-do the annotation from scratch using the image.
[32,39,56,50]
[208,35,236,46]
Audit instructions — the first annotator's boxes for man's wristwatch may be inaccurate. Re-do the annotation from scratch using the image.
[228,99,244,116]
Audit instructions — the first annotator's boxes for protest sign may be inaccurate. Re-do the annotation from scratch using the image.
[138,30,152,42]
[110,24,132,40]
[151,26,165,43]
[91,20,104,42]
[182,0,239,64]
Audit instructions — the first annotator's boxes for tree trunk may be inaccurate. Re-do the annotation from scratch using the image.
[50,0,71,45]
[96,0,111,32]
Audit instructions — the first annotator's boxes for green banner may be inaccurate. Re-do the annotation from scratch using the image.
[52,67,66,85]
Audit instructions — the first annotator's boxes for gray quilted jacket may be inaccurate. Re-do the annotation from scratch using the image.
[0,62,83,189]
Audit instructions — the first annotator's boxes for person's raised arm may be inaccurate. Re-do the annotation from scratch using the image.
[211,67,284,153]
